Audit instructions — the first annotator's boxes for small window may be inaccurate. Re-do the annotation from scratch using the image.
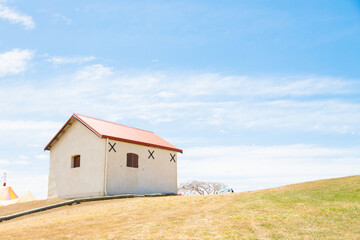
[72,155,80,168]
[127,153,138,168]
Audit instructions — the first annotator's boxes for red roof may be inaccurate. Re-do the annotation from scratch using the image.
[44,113,183,153]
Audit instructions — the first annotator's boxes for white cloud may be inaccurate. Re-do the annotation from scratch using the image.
[53,13,72,25]
[13,160,29,165]
[152,74,358,97]
[35,154,48,160]
[27,143,41,148]
[73,64,112,81]
[201,100,360,134]
[0,159,10,165]
[0,49,34,77]
[178,145,360,191]
[47,56,96,64]
[0,68,359,134]
[0,3,35,29]
[157,91,176,98]
[0,120,61,131]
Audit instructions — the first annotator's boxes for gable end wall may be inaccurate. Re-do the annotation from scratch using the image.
[48,119,106,199]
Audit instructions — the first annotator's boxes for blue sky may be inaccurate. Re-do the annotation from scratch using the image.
[0,0,360,198]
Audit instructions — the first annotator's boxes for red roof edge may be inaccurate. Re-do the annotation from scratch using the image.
[102,135,183,153]
[44,114,74,151]
[45,113,104,151]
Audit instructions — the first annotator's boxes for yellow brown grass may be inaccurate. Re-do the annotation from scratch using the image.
[0,198,65,216]
[0,175,359,239]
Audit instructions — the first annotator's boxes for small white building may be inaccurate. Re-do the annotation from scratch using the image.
[45,113,182,199]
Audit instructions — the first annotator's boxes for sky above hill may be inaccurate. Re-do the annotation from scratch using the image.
[0,0,359,198]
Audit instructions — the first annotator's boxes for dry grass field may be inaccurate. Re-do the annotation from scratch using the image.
[0,175,359,239]
[0,198,65,217]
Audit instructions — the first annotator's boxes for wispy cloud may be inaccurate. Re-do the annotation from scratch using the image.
[179,144,360,191]
[53,13,72,25]
[199,100,360,134]
[13,160,29,165]
[0,159,29,166]
[0,49,34,77]
[73,64,112,80]
[0,159,10,165]
[0,3,35,29]
[47,56,96,64]
[166,74,358,97]
[0,120,61,131]
[35,154,48,160]
[1,67,359,134]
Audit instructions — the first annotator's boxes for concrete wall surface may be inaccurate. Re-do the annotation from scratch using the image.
[106,140,178,195]
[48,119,106,199]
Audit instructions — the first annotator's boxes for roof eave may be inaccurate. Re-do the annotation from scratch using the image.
[44,115,74,151]
[102,135,183,153]
[45,113,183,154]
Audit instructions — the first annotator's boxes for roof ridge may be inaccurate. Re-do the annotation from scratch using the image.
[73,113,154,133]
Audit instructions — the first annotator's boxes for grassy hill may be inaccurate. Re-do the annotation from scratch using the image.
[1,175,359,239]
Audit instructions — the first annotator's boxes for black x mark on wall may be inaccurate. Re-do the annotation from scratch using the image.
[148,150,155,159]
[170,153,176,162]
[109,142,116,152]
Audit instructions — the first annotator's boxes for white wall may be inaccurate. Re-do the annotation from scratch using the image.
[106,140,178,195]
[48,119,106,199]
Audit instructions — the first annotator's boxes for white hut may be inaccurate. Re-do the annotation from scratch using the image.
[45,113,182,199]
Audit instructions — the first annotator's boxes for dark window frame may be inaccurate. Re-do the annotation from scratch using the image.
[127,153,139,168]
[72,155,80,168]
